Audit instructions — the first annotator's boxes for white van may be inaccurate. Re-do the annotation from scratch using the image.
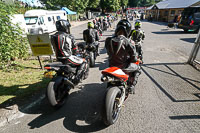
[10,14,28,35]
[24,9,67,34]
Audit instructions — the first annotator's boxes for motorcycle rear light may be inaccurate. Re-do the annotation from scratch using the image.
[190,20,194,26]
[44,67,51,70]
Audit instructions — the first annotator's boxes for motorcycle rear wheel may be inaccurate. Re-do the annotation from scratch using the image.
[104,87,121,126]
[46,76,69,109]
[89,52,95,67]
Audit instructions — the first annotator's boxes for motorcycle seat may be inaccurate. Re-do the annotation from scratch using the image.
[123,63,139,73]
[44,62,76,73]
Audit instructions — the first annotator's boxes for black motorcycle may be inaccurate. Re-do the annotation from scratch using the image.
[44,56,89,109]
[77,42,99,67]
[103,19,109,31]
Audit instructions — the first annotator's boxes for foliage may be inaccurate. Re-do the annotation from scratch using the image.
[0,2,29,68]
[88,0,100,8]
[128,0,162,7]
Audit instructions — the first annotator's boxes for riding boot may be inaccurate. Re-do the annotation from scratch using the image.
[74,63,85,84]
[128,70,141,94]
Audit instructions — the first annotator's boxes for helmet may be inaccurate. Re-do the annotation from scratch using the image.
[56,19,70,33]
[135,20,141,28]
[88,22,94,29]
[115,19,132,37]
[93,19,96,24]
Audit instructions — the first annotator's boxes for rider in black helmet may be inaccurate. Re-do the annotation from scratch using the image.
[83,22,100,55]
[51,19,86,84]
[105,19,141,94]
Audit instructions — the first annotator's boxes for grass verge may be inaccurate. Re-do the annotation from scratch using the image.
[0,58,51,105]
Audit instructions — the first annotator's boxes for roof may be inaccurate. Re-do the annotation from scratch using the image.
[147,5,155,10]
[61,7,76,15]
[156,0,200,9]
[147,5,158,10]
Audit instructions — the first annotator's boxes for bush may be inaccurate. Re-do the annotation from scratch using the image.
[0,2,29,68]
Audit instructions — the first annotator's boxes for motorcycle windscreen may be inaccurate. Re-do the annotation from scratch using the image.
[102,67,129,81]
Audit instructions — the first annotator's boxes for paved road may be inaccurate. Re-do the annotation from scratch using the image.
[0,20,200,133]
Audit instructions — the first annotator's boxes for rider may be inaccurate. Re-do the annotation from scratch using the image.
[93,19,102,36]
[51,19,86,84]
[105,19,141,94]
[83,22,100,55]
[129,20,145,62]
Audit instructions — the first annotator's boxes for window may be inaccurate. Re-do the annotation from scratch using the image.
[25,17,38,25]
[57,16,61,20]
[39,17,44,24]
[164,11,168,16]
[171,10,175,16]
[194,12,200,20]
[48,17,52,22]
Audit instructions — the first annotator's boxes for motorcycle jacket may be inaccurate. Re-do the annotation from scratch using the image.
[51,31,76,59]
[129,29,145,42]
[105,35,137,68]
[83,28,99,44]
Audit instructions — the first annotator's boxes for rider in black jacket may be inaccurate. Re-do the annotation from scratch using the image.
[105,19,141,94]
[51,19,86,84]
[83,22,100,55]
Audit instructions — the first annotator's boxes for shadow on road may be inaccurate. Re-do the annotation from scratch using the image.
[27,83,108,132]
[0,78,50,110]
[152,30,197,35]
[142,62,200,103]
[169,115,200,120]
[152,31,186,34]
[180,38,196,43]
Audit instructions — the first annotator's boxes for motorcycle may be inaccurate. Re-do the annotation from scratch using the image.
[101,60,141,125]
[77,41,99,67]
[103,20,109,31]
[94,23,102,38]
[44,55,89,109]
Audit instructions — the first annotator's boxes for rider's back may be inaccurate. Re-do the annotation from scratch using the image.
[51,31,75,60]
[105,35,137,68]
[83,28,96,44]
[130,29,144,42]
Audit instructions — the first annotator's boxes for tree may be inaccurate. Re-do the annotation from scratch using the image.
[120,0,129,8]
[88,0,100,8]
[128,0,162,7]
[0,2,28,68]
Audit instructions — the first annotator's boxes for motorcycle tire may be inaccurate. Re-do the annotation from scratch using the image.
[83,62,89,79]
[46,76,69,109]
[89,52,95,67]
[104,87,121,126]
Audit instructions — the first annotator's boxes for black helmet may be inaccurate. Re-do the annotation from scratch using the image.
[115,19,132,37]
[56,19,71,33]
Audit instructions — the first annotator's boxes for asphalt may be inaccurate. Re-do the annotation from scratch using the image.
[0,19,200,133]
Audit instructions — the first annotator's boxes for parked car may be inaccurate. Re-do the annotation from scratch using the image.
[178,7,200,32]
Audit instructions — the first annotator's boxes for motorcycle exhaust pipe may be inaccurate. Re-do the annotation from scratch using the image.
[63,78,75,89]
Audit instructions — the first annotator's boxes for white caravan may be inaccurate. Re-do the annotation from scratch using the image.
[24,9,67,34]
[10,14,28,35]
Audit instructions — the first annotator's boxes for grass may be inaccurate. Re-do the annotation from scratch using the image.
[0,58,51,105]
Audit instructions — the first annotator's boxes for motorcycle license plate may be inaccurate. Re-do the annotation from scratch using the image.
[44,71,53,78]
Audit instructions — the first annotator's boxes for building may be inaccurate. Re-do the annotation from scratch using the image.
[146,0,200,22]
